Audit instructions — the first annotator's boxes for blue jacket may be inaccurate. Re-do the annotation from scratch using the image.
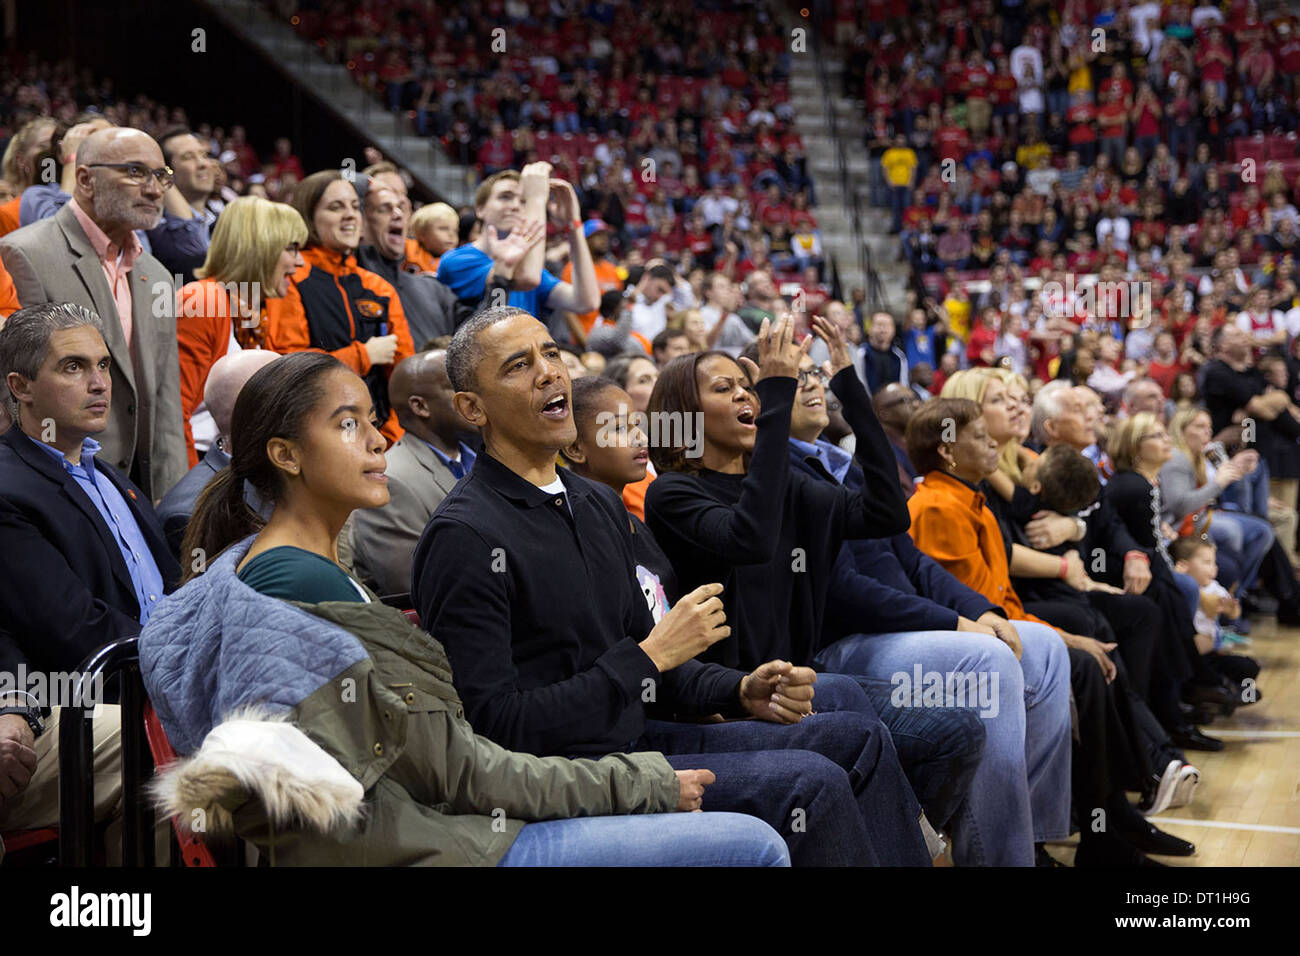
[139,535,368,755]
[788,449,999,642]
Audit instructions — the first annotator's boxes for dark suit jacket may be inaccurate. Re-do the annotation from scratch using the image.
[156,444,230,560]
[0,425,181,679]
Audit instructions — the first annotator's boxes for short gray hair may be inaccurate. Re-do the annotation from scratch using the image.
[446,305,533,393]
[1031,379,1073,445]
[0,303,105,410]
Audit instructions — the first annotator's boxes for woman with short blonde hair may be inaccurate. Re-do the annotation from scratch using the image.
[177,196,308,465]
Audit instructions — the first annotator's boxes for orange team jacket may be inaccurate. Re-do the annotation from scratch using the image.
[621,466,655,521]
[404,237,439,275]
[176,278,269,467]
[265,245,415,444]
[562,258,623,335]
[907,469,1058,631]
[0,195,21,239]
[0,255,20,318]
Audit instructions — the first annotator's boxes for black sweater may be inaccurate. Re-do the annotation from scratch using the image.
[411,453,746,759]
[644,368,911,669]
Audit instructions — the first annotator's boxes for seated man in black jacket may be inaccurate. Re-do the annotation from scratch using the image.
[413,306,934,866]
[156,349,279,560]
[0,303,180,860]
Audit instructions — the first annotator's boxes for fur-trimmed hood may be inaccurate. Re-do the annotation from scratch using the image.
[152,705,364,836]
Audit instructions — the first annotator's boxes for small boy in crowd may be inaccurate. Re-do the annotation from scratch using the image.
[1170,536,1245,653]
[1170,535,1261,699]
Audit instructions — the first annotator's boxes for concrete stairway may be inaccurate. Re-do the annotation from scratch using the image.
[202,0,474,205]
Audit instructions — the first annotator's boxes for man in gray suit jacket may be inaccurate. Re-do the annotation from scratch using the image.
[351,349,478,597]
[0,127,186,502]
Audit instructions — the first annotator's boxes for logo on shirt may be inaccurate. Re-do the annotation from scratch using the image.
[354,298,385,319]
[636,564,670,624]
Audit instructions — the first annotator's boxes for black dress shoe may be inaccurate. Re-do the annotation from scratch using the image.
[1075,835,1167,867]
[1183,681,1237,710]
[1170,726,1225,752]
[1117,820,1196,857]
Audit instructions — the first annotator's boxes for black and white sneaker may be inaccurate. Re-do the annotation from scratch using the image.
[1140,759,1182,816]
[1167,763,1201,810]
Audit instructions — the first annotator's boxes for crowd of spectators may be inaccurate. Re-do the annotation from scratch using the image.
[0,4,1288,871]
[271,0,824,283]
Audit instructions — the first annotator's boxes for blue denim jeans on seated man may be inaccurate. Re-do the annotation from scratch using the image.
[1210,511,1274,592]
[813,623,1073,866]
[813,671,985,839]
[638,678,933,867]
[499,812,791,866]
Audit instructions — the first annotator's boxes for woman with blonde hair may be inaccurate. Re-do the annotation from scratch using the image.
[177,195,307,466]
[1163,406,1272,596]
[940,366,1036,499]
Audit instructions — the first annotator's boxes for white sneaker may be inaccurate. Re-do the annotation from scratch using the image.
[1142,759,1182,816]
[1168,763,1201,809]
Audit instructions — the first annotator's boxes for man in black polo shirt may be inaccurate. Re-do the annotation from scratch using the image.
[412,306,932,866]
[1201,323,1300,468]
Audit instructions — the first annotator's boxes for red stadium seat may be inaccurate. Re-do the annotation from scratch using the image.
[144,699,220,867]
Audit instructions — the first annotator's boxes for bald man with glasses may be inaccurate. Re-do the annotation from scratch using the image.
[1,126,187,502]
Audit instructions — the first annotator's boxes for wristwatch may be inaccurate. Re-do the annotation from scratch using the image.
[0,705,44,738]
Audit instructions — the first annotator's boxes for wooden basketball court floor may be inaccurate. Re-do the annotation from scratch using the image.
[1046,618,1300,866]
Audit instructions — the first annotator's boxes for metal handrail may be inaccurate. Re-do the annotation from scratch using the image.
[58,637,153,866]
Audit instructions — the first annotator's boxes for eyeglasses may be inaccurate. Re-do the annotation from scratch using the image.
[1139,430,1170,442]
[797,368,830,387]
[86,162,175,189]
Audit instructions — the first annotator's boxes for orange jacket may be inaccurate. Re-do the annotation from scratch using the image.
[0,255,19,318]
[176,278,267,467]
[907,470,1056,630]
[0,196,21,239]
[404,237,439,275]
[562,258,623,335]
[620,467,656,521]
[265,245,415,443]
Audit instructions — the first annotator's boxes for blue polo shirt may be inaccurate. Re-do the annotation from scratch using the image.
[436,243,560,316]
[29,435,166,624]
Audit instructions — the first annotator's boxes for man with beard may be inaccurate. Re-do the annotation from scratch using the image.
[0,127,186,501]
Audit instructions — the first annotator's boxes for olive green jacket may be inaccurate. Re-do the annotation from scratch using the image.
[208,599,680,865]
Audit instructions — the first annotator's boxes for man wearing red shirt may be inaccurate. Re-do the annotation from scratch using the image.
[964,53,994,137]
[1066,96,1098,165]
[934,115,971,165]
[966,308,999,366]
[1096,89,1129,167]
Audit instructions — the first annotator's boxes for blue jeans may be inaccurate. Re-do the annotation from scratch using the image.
[499,812,790,866]
[1210,511,1274,591]
[640,685,931,867]
[890,185,910,232]
[1220,458,1270,519]
[814,623,1073,866]
[1174,569,1202,618]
